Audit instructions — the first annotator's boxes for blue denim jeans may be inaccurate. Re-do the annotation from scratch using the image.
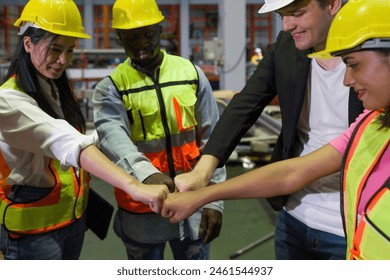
[274,209,346,260]
[114,213,209,260]
[0,186,86,260]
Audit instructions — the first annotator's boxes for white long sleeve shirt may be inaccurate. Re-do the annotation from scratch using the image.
[0,78,97,188]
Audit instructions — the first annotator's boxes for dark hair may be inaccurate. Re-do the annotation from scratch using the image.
[289,0,341,10]
[316,0,331,8]
[376,50,390,129]
[379,108,390,128]
[5,27,86,132]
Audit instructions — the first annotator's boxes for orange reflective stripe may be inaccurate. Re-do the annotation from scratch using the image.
[351,219,366,259]
[16,219,74,235]
[173,97,184,131]
[367,187,387,212]
[342,110,390,259]
[145,141,199,173]
[0,185,12,206]
[352,186,388,259]
[0,152,12,222]
[13,160,62,209]
[115,188,151,213]
[0,151,10,187]
[116,140,200,213]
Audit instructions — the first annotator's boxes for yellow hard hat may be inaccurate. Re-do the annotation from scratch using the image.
[112,0,164,30]
[310,0,390,59]
[14,0,90,39]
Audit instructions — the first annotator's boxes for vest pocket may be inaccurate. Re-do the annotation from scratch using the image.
[8,185,52,203]
[364,185,390,240]
[126,97,164,141]
[357,185,390,259]
[172,92,197,131]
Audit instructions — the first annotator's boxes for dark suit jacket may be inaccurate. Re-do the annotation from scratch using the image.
[203,31,364,210]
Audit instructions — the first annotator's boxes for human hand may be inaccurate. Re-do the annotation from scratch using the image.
[143,173,175,193]
[199,208,222,244]
[174,155,219,192]
[130,182,169,213]
[174,170,206,192]
[161,191,201,223]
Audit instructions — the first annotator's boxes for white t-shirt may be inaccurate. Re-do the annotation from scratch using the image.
[284,59,349,237]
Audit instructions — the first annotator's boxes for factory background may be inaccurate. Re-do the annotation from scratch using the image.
[0,0,281,260]
[1,0,283,93]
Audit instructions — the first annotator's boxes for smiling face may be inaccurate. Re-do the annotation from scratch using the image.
[277,0,340,52]
[343,50,390,110]
[117,24,162,71]
[24,35,76,80]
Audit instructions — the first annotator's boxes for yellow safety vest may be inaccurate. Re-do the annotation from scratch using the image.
[110,52,200,213]
[0,77,89,235]
[342,110,390,259]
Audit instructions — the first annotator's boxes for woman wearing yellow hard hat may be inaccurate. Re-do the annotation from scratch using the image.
[161,0,390,260]
[0,0,169,260]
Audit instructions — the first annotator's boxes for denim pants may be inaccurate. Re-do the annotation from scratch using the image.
[113,213,209,260]
[274,209,346,260]
[0,186,86,260]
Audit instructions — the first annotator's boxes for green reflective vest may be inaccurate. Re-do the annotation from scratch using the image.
[342,110,390,259]
[110,52,201,213]
[0,77,89,235]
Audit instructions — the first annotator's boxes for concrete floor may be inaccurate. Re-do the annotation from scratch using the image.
[80,164,276,260]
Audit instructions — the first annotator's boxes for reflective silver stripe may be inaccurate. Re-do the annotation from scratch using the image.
[136,129,196,153]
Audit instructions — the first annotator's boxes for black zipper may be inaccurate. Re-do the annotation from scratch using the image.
[150,69,176,178]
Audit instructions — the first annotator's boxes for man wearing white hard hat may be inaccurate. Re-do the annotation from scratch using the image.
[174,0,363,260]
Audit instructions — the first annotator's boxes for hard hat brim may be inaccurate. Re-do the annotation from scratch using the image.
[15,20,91,39]
[112,16,164,30]
[258,0,295,14]
[308,50,333,59]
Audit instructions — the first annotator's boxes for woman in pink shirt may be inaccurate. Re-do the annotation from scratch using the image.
[161,0,390,260]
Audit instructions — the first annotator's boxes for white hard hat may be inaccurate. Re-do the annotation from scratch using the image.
[255,47,262,54]
[258,0,295,14]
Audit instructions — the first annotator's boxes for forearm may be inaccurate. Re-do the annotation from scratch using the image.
[196,145,342,204]
[193,155,220,185]
[79,145,140,194]
[196,161,293,205]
